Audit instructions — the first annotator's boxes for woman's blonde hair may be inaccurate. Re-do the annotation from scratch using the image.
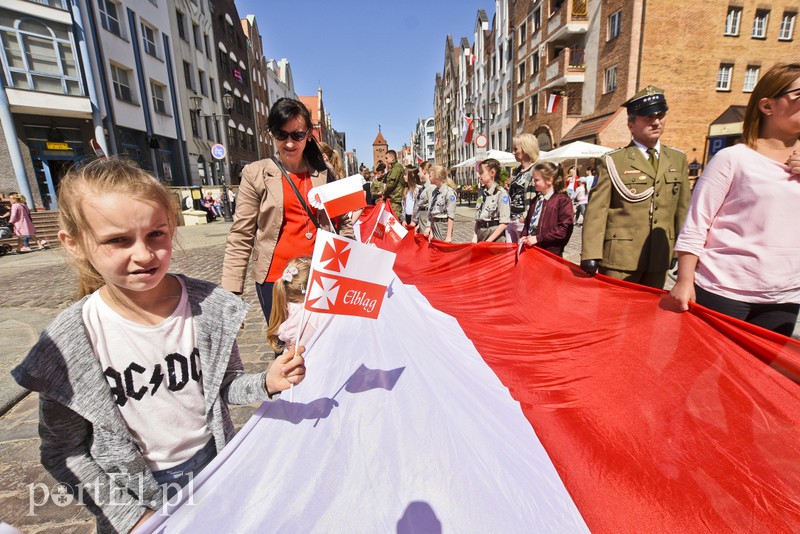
[319,142,344,178]
[742,62,800,148]
[512,133,540,163]
[267,256,312,352]
[9,193,26,204]
[58,157,179,298]
[430,165,448,185]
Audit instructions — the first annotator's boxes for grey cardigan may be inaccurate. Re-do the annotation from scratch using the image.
[12,275,270,533]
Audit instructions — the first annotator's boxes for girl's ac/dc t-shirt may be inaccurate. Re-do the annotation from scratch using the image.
[266,172,317,283]
[82,277,212,471]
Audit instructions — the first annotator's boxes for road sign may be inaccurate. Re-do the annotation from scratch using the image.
[211,144,227,160]
[475,134,488,149]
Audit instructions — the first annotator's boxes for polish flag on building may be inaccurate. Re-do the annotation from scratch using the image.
[372,209,408,247]
[462,116,474,144]
[547,93,561,113]
[308,175,366,218]
[416,154,424,165]
[305,230,396,319]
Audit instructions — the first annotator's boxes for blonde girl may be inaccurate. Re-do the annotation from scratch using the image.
[425,165,457,242]
[412,161,435,233]
[319,142,344,179]
[8,193,47,252]
[12,158,305,533]
[268,256,326,352]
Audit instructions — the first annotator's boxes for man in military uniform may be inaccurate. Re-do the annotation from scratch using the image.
[580,86,690,289]
[382,150,406,218]
[370,162,387,202]
[472,158,511,242]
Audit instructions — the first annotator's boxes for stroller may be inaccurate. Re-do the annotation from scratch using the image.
[0,215,13,256]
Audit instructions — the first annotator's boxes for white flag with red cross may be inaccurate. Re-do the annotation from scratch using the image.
[372,209,407,246]
[308,175,367,218]
[305,231,396,319]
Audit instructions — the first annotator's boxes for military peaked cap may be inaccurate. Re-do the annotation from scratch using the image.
[622,85,669,116]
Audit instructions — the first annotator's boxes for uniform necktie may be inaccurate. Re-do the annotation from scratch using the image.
[646,147,658,172]
[530,197,544,233]
[431,188,440,212]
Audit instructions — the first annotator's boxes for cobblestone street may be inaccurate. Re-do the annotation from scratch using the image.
[0,206,582,532]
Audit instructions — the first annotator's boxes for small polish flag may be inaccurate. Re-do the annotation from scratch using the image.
[462,117,474,144]
[372,209,408,247]
[306,231,396,319]
[308,174,367,218]
[547,93,561,114]
[416,154,424,165]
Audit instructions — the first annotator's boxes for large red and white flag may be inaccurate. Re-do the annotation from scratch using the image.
[308,175,366,218]
[305,230,395,319]
[372,209,407,247]
[462,116,474,144]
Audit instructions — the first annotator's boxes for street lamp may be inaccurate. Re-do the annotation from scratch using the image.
[489,97,500,118]
[188,93,234,222]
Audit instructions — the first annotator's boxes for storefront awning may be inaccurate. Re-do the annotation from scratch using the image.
[560,111,618,144]
[708,105,746,137]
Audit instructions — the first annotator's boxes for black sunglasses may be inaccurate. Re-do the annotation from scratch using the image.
[777,87,800,98]
[272,128,310,142]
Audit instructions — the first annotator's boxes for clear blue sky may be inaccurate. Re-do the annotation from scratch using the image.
[236,0,492,168]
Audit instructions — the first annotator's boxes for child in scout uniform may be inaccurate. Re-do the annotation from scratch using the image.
[412,161,435,234]
[472,158,511,242]
[424,165,457,242]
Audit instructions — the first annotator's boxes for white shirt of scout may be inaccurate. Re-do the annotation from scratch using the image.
[475,183,511,223]
[82,278,212,471]
[430,184,457,219]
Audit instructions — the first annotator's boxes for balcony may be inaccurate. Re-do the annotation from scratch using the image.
[545,0,589,44]
[544,47,586,87]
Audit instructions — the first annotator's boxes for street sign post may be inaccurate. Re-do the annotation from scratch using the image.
[211,144,227,160]
[475,134,488,155]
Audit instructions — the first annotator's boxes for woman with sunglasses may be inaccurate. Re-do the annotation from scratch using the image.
[222,98,352,322]
[670,63,800,336]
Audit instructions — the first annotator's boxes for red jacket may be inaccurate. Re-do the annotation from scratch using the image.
[523,193,574,256]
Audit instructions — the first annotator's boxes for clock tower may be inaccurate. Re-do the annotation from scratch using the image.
[372,127,388,168]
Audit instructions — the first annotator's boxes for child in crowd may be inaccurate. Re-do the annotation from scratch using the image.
[520,161,574,257]
[411,161,435,234]
[573,178,588,226]
[267,256,327,353]
[8,193,46,252]
[424,165,457,242]
[472,158,511,242]
[11,158,305,533]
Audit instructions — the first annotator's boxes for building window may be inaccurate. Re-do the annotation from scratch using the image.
[724,7,741,35]
[183,61,194,91]
[532,53,540,74]
[608,10,622,40]
[98,0,121,36]
[779,12,796,40]
[533,8,542,32]
[199,69,207,96]
[518,22,527,46]
[205,116,215,140]
[0,17,84,96]
[517,101,524,121]
[111,64,133,102]
[518,61,526,84]
[190,110,200,137]
[150,81,166,114]
[743,66,759,92]
[210,77,217,101]
[176,10,187,41]
[604,66,617,93]
[530,94,539,115]
[193,23,202,51]
[203,33,211,59]
[752,10,769,39]
[141,23,157,58]
[717,64,733,91]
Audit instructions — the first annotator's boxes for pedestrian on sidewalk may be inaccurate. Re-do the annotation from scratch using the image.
[472,158,511,243]
[221,97,352,323]
[507,133,540,243]
[573,178,588,226]
[12,158,306,533]
[520,162,574,257]
[425,165,456,243]
[670,62,800,337]
[8,193,46,252]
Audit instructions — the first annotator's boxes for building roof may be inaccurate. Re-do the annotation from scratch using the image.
[373,130,387,146]
[560,111,619,144]
[299,96,319,124]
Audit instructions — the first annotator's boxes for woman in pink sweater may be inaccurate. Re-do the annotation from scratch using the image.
[670,63,800,336]
[8,194,46,253]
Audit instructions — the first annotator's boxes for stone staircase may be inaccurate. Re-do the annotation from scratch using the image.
[1,202,60,251]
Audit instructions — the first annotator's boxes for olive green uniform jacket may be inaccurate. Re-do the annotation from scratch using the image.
[383,162,406,217]
[581,143,690,273]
